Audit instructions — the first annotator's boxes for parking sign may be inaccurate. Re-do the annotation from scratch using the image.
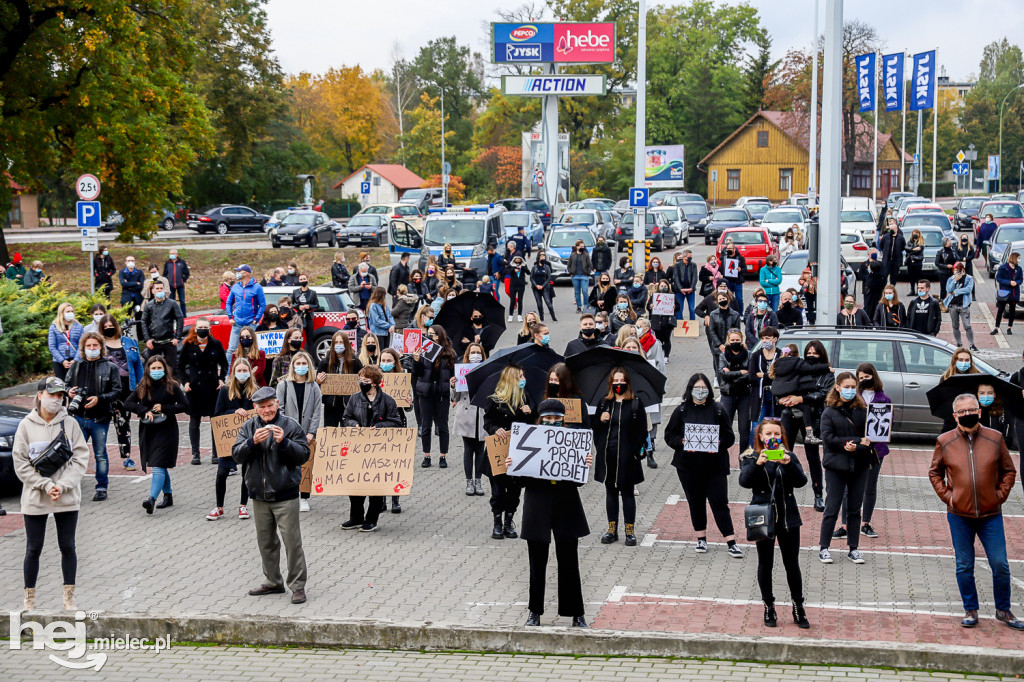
[360,181,371,195]
[629,187,649,208]
[76,201,101,228]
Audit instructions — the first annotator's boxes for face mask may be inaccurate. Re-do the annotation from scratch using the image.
[289,339,302,350]
[334,344,347,355]
[692,387,710,402]
[839,387,857,401]
[343,319,357,329]
[612,383,627,395]
[102,327,117,338]
[127,262,135,270]
[150,369,165,381]
[844,302,854,310]
[235,272,243,280]
[266,312,279,322]
[196,328,210,339]
[447,294,456,300]
[596,322,607,331]
[859,379,873,390]
[155,291,165,300]
[288,268,295,275]
[428,269,435,275]
[762,340,775,349]
[424,318,433,326]
[540,334,550,346]
[295,365,309,376]
[170,254,177,260]
[41,397,63,414]
[102,250,109,257]
[728,342,743,351]
[85,348,101,360]
[632,282,642,289]
[93,313,104,323]
[918,290,928,298]
[884,293,894,301]
[380,362,395,373]
[581,328,594,337]
[957,412,980,429]
[979,395,995,407]
[718,300,729,308]
[299,281,308,288]
[718,289,728,297]
[518,379,527,389]
[471,317,483,324]
[238,336,253,348]
[956,361,971,372]
[63,311,75,322]
[617,302,627,310]
[548,382,560,395]
[466,354,482,364]
[235,372,251,382]
[757,301,767,311]
[359,382,373,394]
[151,272,159,280]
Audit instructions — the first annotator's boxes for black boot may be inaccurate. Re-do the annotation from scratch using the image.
[211,455,218,464]
[0,502,6,516]
[793,601,810,629]
[492,513,504,540]
[156,493,173,509]
[525,611,541,626]
[647,452,658,469]
[191,454,201,465]
[503,512,518,538]
[813,487,825,512]
[624,523,637,546]
[391,496,402,514]
[763,601,777,627]
[143,497,156,514]
[600,521,618,544]
[571,616,588,627]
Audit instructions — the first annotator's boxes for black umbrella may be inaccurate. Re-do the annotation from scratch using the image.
[465,343,564,408]
[435,292,507,354]
[565,345,667,408]
[926,372,1024,420]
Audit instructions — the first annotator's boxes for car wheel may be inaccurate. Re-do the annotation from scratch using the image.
[272,241,281,249]
[162,218,175,231]
[310,233,318,248]
[313,335,332,362]
[216,222,228,235]
[328,234,336,248]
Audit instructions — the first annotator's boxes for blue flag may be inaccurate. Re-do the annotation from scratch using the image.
[882,53,904,112]
[855,53,876,112]
[910,50,936,111]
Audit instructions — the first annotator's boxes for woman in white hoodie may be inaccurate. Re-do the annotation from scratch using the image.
[12,376,90,611]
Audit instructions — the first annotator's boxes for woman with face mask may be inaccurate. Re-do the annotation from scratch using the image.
[542,362,591,429]
[627,274,649,312]
[993,251,1022,335]
[941,347,981,381]
[276,350,322,513]
[180,317,229,465]
[505,256,530,322]
[484,365,535,539]
[594,367,648,547]
[758,255,783,311]
[646,280,676,362]
[643,257,668,286]
[255,305,287,333]
[613,256,634,293]
[219,271,234,311]
[530,250,557,321]
[141,265,170,309]
[817,372,873,565]
[48,302,84,380]
[412,324,456,469]
[379,347,411,513]
[231,326,267,387]
[955,235,975,276]
[665,372,740,558]
[610,294,638,335]
[717,330,752,451]
[698,254,721,298]
[836,295,872,327]
[589,274,617,314]
[567,240,593,313]
[93,314,144,471]
[206,358,258,521]
[437,243,457,271]
[708,291,741,376]
[871,285,906,329]
[269,328,305,388]
[409,269,429,306]
[516,312,540,345]
[904,229,926,296]
[315,329,364,428]
[65,332,122,501]
[453,343,489,497]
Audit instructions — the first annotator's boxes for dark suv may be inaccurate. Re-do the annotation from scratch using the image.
[495,197,552,226]
[187,205,271,234]
[954,196,987,231]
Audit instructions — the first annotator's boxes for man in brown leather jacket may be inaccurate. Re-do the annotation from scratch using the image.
[930,393,1022,630]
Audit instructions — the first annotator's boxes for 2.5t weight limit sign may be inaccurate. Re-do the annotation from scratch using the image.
[75,174,100,201]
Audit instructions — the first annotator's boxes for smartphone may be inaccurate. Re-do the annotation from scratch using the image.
[764,448,785,461]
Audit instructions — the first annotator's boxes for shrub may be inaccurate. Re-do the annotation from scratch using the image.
[915,181,956,198]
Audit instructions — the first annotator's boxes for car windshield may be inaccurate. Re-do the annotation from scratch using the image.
[347,216,381,227]
[524,199,547,211]
[903,215,951,231]
[763,211,803,224]
[841,211,874,222]
[652,209,679,220]
[272,210,291,220]
[664,194,703,206]
[724,231,765,245]
[714,210,747,221]
[561,211,595,224]
[902,228,944,246]
[403,190,428,200]
[746,204,771,217]
[503,214,531,227]
[548,230,595,248]
[362,206,391,215]
[781,253,808,274]
[280,214,316,227]
[961,198,985,209]
[988,204,1024,218]
[424,219,484,246]
[679,203,707,217]
[995,226,1024,243]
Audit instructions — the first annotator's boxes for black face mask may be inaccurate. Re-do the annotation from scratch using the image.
[718,300,730,308]
[299,281,308,288]
[265,312,279,321]
[471,317,483,324]
[359,382,373,394]
[548,382,560,396]
[728,342,743,352]
[366,345,377,353]
[196,328,210,339]
[279,308,292,320]
[781,301,792,308]
[288,339,302,350]
[581,328,595,337]
[345,320,358,329]
[240,337,254,348]
[806,355,821,364]
[957,413,980,429]
[859,379,873,390]
[613,383,627,395]
[102,327,117,339]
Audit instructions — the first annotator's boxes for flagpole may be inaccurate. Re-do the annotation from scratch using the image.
[931,49,939,203]
[872,51,879,206]
[900,51,907,192]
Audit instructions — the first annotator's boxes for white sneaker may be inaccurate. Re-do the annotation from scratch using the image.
[508,315,514,322]
[299,498,310,512]
[847,549,865,564]
[517,314,523,322]
[818,548,833,564]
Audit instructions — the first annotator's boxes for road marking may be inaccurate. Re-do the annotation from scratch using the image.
[132,475,153,484]
[976,299,1009,348]
[649,538,1024,563]
[606,585,628,603]
[666,494,680,505]
[640,533,657,547]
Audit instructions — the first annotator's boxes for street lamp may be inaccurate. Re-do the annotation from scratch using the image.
[998,83,1024,192]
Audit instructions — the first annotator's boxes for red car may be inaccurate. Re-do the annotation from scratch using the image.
[973,201,1024,236]
[716,227,778,273]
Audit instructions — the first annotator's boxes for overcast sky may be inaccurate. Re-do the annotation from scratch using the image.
[265,0,1016,81]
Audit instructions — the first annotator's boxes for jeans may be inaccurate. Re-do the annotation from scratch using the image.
[169,285,187,316]
[571,275,590,309]
[23,511,78,588]
[149,467,172,499]
[766,293,780,312]
[947,512,1012,612]
[532,287,556,320]
[227,324,243,355]
[75,417,110,491]
[948,304,975,347]
[727,280,743,311]
[675,291,696,320]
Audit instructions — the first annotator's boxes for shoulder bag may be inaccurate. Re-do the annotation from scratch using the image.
[744,466,779,542]
[30,419,74,479]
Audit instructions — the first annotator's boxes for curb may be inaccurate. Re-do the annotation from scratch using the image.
[3,613,1022,675]
[0,381,40,399]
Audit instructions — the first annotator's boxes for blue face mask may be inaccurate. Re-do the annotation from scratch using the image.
[170,254,177,260]
[518,379,527,389]
[756,301,767,311]
[839,387,858,401]
[380,362,395,372]
[617,302,627,310]
[85,348,101,360]
[149,369,165,381]
[979,395,995,407]
[956,361,971,372]
[884,293,894,301]
[540,334,550,346]
[295,365,309,376]
[918,290,929,298]
[632,282,642,289]
[334,344,346,355]
[235,372,250,382]
[424,317,433,326]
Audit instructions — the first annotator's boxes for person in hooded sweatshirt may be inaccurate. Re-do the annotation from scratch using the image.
[564,313,609,356]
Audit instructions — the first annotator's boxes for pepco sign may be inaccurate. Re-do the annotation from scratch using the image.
[492,22,616,64]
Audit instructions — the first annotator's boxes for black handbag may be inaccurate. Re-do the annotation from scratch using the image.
[29,419,74,479]
[744,468,779,542]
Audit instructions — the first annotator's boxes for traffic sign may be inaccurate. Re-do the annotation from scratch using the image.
[710,170,718,183]
[442,161,452,175]
[535,170,545,187]
[75,174,100,201]
[956,150,965,163]
[913,153,920,165]
[80,228,97,238]
[76,201,101,228]
[952,163,969,176]
[360,181,370,195]
[629,187,649,208]
[81,238,99,252]
[442,174,450,186]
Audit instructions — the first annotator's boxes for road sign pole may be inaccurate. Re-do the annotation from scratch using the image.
[632,0,648,275]
[808,0,819,206]
[818,0,843,326]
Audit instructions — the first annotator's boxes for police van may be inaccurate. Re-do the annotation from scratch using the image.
[402,204,505,275]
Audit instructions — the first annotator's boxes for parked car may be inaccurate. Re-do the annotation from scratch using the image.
[899,222,948,276]
[841,209,878,246]
[187,205,270,234]
[598,210,622,237]
[973,201,1024,235]
[902,203,952,228]
[886,191,916,211]
[893,197,932,224]
[265,208,299,234]
[359,203,424,231]
[502,211,545,246]
[780,327,1006,435]
[677,201,710,234]
[743,202,772,226]
[715,227,778,273]
[649,190,679,207]
[100,208,176,233]
[612,199,630,215]
[335,214,389,247]
[649,207,687,246]
[991,194,1017,202]
[542,226,600,282]
[779,250,857,296]
[954,196,987,231]
[985,222,1024,275]
[0,403,30,496]
[566,198,615,211]
[840,228,870,264]
[495,197,552,226]
[662,192,705,207]
[269,211,337,248]
[760,207,809,239]
[734,196,771,208]
[704,207,751,245]
[560,209,610,239]
[399,188,445,213]
[617,211,669,251]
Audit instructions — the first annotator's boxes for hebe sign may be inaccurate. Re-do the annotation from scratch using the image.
[493,22,616,64]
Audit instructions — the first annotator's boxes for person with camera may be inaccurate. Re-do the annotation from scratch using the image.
[65,332,122,502]
[13,377,90,611]
[141,279,184,374]
[738,419,810,629]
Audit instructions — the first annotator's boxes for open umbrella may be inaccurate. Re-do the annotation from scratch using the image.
[926,372,1024,420]
[565,345,667,408]
[434,291,507,354]
[465,343,564,408]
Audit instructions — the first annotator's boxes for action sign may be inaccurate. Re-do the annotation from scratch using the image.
[257,330,285,356]
[651,292,674,316]
[507,422,593,484]
[865,403,893,443]
[501,74,607,96]
[310,426,416,496]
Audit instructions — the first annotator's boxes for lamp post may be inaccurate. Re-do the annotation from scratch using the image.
[998,83,1024,192]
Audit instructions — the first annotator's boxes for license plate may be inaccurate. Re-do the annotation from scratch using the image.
[279,235,293,241]
[187,222,197,229]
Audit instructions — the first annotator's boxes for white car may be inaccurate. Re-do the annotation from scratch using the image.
[760,207,808,239]
[734,196,771,208]
[650,207,689,245]
[840,228,870,264]
[841,209,878,246]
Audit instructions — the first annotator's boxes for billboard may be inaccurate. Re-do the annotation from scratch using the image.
[501,74,607,96]
[492,23,616,64]
[644,145,686,188]
[522,132,570,207]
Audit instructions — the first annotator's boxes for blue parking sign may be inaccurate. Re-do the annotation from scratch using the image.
[76,201,101,228]
[360,181,371,195]
[629,187,649,208]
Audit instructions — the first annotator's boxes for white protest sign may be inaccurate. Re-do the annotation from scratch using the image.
[257,330,286,356]
[454,363,473,391]
[865,403,893,443]
[723,258,740,279]
[684,423,720,452]
[507,423,592,484]
[651,292,674,316]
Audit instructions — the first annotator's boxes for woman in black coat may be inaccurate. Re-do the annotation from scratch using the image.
[593,366,647,546]
[125,355,189,514]
[179,319,228,465]
[517,399,591,628]
[589,274,618,315]
[613,256,634,292]
[505,256,529,320]
[206,357,257,521]
[717,330,752,451]
[484,365,535,540]
[530,252,557,322]
[412,324,456,468]
[738,420,810,629]
[778,340,833,511]
[817,372,874,565]
[315,330,363,428]
[664,372,740,557]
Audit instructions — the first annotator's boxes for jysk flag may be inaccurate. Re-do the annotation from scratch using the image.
[855,53,876,112]
[910,50,936,111]
[882,53,904,112]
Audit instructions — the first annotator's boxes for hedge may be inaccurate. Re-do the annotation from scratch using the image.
[914,181,956,198]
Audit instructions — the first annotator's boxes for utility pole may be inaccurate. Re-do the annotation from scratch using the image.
[900,51,907,192]
[440,90,447,206]
[817,0,843,326]
[632,0,648,275]
[808,0,819,207]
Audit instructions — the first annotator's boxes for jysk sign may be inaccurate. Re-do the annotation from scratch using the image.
[501,74,606,96]
[910,50,936,111]
[492,23,616,64]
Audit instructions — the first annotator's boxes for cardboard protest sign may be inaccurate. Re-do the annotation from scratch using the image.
[673,320,699,338]
[723,258,740,278]
[389,332,404,354]
[454,363,473,391]
[310,426,416,496]
[257,331,286,356]
[211,410,256,458]
[507,423,593,484]
[420,338,441,362]
[865,403,893,443]
[485,432,509,476]
[556,398,583,423]
[345,329,358,351]
[300,439,316,494]
[684,423,720,452]
[651,292,675,316]
[402,329,422,354]
[381,372,412,407]
[319,373,360,396]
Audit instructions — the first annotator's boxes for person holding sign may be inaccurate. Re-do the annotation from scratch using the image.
[452,343,489,497]
[269,328,304,388]
[340,366,404,532]
[206,358,257,521]
[231,326,267,387]
[412,325,456,469]
[232,385,310,605]
[517,399,592,628]
[665,373,741,558]
[719,238,747,312]
[381,347,410,514]
[316,331,363,428]
[738,420,811,629]
[276,352,322,513]
[180,317,229,466]
[646,281,675,363]
[484,365,535,540]
[593,367,647,547]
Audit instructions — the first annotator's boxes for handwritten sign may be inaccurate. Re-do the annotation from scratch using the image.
[651,292,674,316]
[865,403,893,443]
[556,398,583,423]
[310,426,416,496]
[402,329,422,354]
[454,363,473,391]
[212,410,256,458]
[684,423,720,452]
[507,423,593,484]
[723,258,740,279]
[389,332,404,354]
[257,331,285,356]
[381,372,412,407]
[485,432,509,476]
[674,320,699,338]
[320,373,360,396]
[300,438,316,494]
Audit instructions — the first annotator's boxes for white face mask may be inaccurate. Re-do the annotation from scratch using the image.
[92,313,104,323]
[469,354,483,363]
[63,311,75,322]
[41,397,62,414]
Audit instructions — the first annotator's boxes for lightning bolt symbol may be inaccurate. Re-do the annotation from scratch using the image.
[511,426,540,472]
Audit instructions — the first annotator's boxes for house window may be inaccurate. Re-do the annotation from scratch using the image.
[852,168,871,190]
[727,169,740,191]
[757,131,768,147]
[779,168,793,192]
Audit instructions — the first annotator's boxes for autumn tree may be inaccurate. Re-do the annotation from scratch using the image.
[411,37,484,167]
[469,147,522,198]
[400,93,455,180]
[421,175,465,203]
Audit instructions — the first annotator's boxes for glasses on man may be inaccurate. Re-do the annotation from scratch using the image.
[953,408,980,417]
